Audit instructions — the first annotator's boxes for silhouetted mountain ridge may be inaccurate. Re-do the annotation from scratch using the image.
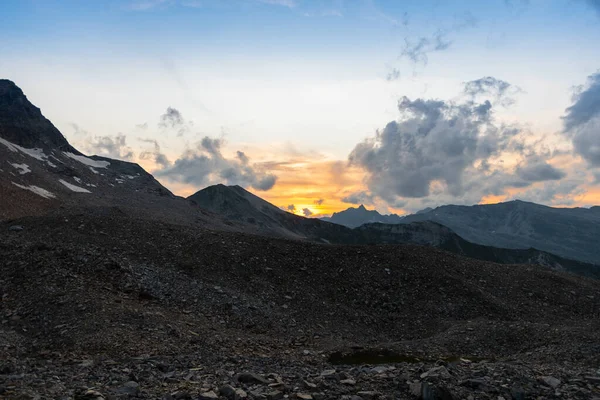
[321,204,404,228]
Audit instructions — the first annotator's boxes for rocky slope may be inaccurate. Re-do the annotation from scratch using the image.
[1,211,600,399]
[358,222,600,279]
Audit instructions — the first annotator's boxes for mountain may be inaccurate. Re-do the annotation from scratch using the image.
[0,80,79,152]
[2,79,600,398]
[321,204,404,228]
[189,184,357,240]
[357,221,600,279]
[190,184,600,278]
[0,80,238,228]
[2,78,598,278]
[400,200,600,264]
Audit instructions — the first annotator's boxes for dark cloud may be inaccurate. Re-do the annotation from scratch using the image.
[302,208,313,217]
[85,133,134,160]
[287,204,296,212]
[313,198,324,205]
[348,84,537,203]
[139,139,171,169]
[156,136,277,191]
[594,171,600,184]
[136,122,148,130]
[341,191,374,205]
[563,71,600,166]
[159,107,191,136]
[463,76,522,107]
[516,158,566,182]
[508,178,586,206]
[159,107,184,128]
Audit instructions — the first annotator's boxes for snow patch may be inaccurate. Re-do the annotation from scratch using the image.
[0,137,48,161]
[63,152,110,168]
[9,163,31,175]
[89,167,99,174]
[59,179,92,193]
[12,182,56,199]
[73,176,82,183]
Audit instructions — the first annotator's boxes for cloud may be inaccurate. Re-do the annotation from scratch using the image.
[129,0,297,11]
[341,191,373,205]
[156,136,277,191]
[129,0,171,11]
[302,208,313,217]
[348,82,539,204]
[508,178,586,206]
[563,71,600,167]
[313,198,324,205]
[463,76,522,107]
[70,123,89,136]
[159,107,184,128]
[400,13,476,67]
[158,106,193,136]
[516,158,566,182]
[287,204,296,212]
[84,133,134,160]
[401,31,451,65]
[386,68,400,82]
[258,0,296,7]
[139,139,171,169]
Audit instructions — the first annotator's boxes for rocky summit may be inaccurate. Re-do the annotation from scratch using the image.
[1,82,600,399]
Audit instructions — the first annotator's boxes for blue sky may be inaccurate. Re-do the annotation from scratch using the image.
[2,0,600,214]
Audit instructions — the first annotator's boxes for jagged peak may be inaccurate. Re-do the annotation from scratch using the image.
[0,79,78,153]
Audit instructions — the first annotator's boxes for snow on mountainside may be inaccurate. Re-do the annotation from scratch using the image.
[0,79,226,227]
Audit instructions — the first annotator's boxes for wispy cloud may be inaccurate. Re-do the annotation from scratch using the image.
[257,0,296,8]
[129,0,296,11]
[129,0,171,11]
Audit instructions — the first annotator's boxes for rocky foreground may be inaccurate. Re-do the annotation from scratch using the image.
[1,209,600,399]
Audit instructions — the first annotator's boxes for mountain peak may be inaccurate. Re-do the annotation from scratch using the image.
[357,204,366,210]
[0,80,78,153]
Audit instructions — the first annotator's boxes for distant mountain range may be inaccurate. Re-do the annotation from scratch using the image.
[1,78,599,278]
[321,205,403,228]
[190,185,600,279]
[325,201,600,265]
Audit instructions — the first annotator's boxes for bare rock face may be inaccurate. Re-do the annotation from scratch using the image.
[0,79,78,152]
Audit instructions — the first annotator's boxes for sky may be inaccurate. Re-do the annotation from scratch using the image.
[2,0,600,216]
